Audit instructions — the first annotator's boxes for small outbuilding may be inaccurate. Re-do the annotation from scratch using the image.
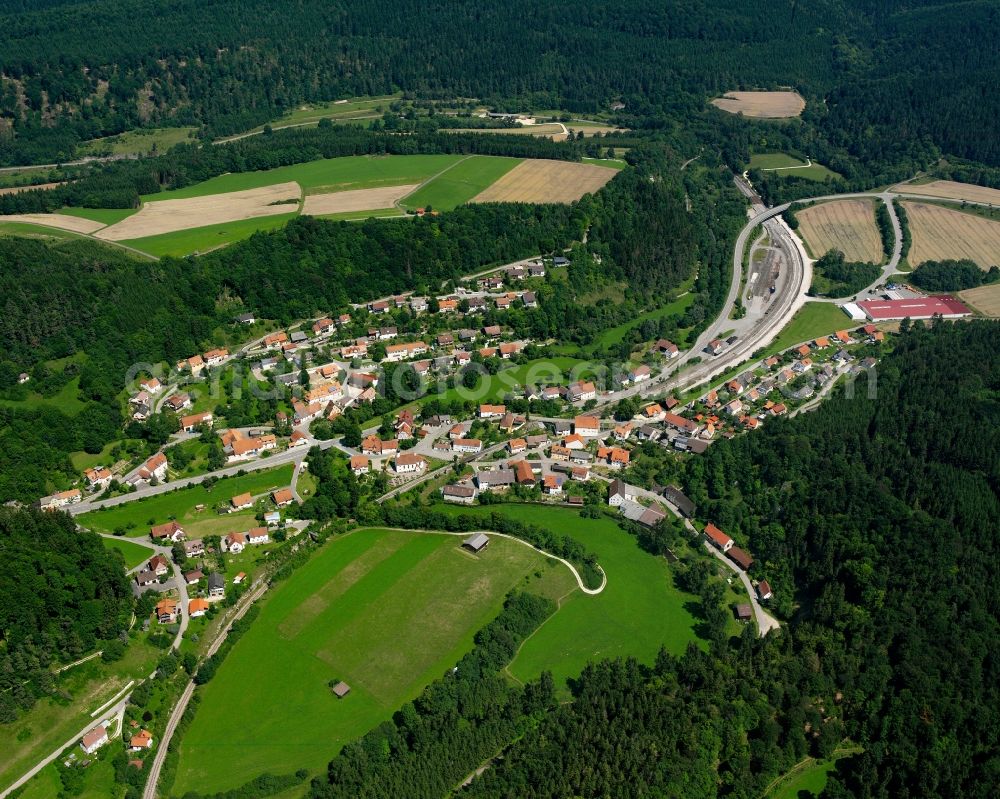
[735,604,753,622]
[462,533,490,553]
[331,681,351,698]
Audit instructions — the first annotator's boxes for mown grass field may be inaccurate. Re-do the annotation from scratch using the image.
[767,302,853,354]
[434,504,702,690]
[400,155,523,211]
[120,211,299,257]
[57,206,138,226]
[171,528,573,794]
[103,536,155,569]
[0,221,89,242]
[77,464,295,536]
[748,152,840,182]
[427,355,589,406]
[143,154,463,201]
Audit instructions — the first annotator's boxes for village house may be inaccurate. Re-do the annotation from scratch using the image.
[264,331,289,349]
[84,466,113,488]
[203,348,229,367]
[38,488,83,510]
[188,598,209,618]
[350,455,370,475]
[703,523,734,552]
[165,393,192,412]
[271,488,295,507]
[135,569,157,587]
[247,527,270,545]
[80,725,109,755]
[394,453,427,474]
[654,339,679,357]
[442,484,477,504]
[542,474,564,494]
[567,381,597,402]
[452,437,483,454]
[208,573,225,598]
[312,317,335,335]
[706,339,725,356]
[177,355,205,375]
[479,403,506,419]
[230,492,253,512]
[150,521,185,542]
[475,469,516,492]
[573,415,601,437]
[757,580,773,601]
[507,438,527,455]
[184,539,205,557]
[438,298,458,313]
[180,411,213,433]
[597,445,631,468]
[369,299,390,314]
[608,479,640,506]
[361,435,398,457]
[155,599,178,624]
[628,364,651,384]
[139,377,162,394]
[511,460,535,485]
[184,569,204,585]
[149,554,170,577]
[224,532,246,553]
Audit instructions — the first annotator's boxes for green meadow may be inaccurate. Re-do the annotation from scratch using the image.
[748,152,840,182]
[103,536,156,569]
[400,155,523,210]
[57,206,138,226]
[77,464,295,537]
[171,528,573,794]
[143,154,463,201]
[434,504,702,689]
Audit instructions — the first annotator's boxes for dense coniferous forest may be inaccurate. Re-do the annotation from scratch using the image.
[0,0,999,180]
[298,321,1000,799]
[0,508,133,721]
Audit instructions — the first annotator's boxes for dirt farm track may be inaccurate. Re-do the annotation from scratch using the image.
[470,159,617,204]
[797,199,883,263]
[903,201,1000,269]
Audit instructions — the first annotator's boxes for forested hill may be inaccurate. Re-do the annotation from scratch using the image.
[683,320,1000,797]
[0,508,133,721]
[305,320,1000,798]
[1,0,999,171]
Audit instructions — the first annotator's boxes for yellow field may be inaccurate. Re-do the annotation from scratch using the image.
[957,283,1000,317]
[903,201,1000,269]
[301,184,418,215]
[797,199,883,262]
[711,91,805,118]
[894,180,1000,205]
[97,182,301,240]
[0,182,62,196]
[470,159,618,203]
[0,212,104,234]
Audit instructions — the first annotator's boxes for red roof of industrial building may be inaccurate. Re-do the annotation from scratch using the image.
[858,296,970,321]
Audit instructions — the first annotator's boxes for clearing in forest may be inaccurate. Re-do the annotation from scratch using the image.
[797,199,883,263]
[903,201,1000,269]
[0,212,106,234]
[711,91,805,118]
[957,283,1000,317]
[96,182,301,240]
[893,179,1000,206]
[301,184,419,216]
[470,159,618,203]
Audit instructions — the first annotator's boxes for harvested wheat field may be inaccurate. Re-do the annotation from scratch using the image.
[470,159,617,204]
[904,202,1000,269]
[448,124,569,141]
[0,182,63,197]
[97,182,301,241]
[0,212,105,234]
[301,184,418,216]
[894,180,1000,206]
[797,199,884,262]
[958,283,1000,317]
[711,91,805,118]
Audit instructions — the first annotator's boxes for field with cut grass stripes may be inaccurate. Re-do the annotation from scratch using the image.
[171,528,573,794]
